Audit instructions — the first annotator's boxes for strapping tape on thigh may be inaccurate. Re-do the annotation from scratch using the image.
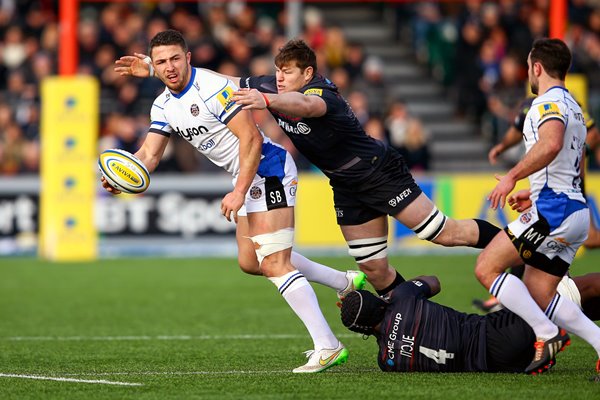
[248,227,294,264]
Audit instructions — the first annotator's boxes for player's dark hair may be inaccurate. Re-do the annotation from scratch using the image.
[149,29,188,55]
[340,290,387,335]
[530,38,571,80]
[275,39,317,73]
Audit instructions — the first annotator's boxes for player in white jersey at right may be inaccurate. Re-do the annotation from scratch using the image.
[104,29,362,373]
[475,38,600,378]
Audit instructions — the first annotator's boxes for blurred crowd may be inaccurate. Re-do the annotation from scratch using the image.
[399,0,600,168]
[1,1,600,175]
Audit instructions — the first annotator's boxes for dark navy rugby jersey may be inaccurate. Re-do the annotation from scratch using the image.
[240,74,387,186]
[376,280,488,372]
[513,97,534,133]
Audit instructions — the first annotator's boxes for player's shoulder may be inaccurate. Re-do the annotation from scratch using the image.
[301,75,338,97]
[530,90,566,120]
[152,87,171,108]
[390,279,427,300]
[195,68,235,99]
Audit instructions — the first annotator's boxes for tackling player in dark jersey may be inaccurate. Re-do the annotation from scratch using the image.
[341,273,600,375]
[230,39,500,296]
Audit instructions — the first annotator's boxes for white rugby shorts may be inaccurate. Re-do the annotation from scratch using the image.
[236,145,297,216]
[507,202,589,266]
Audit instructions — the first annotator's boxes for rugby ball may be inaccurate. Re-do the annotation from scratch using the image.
[98,149,150,194]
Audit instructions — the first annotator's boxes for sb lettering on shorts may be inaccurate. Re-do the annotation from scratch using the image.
[265,176,287,210]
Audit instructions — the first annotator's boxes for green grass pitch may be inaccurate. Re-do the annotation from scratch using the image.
[1,253,599,399]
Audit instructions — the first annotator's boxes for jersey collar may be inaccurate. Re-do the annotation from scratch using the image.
[545,85,568,94]
[170,67,196,99]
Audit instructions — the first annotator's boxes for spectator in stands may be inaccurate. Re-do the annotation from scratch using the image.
[385,99,430,172]
[346,90,370,127]
[0,123,25,175]
[329,67,351,97]
[485,53,525,143]
[343,41,365,81]
[6,1,600,177]
[364,116,387,143]
[323,26,347,69]
[303,7,326,51]
[455,20,485,122]
[352,55,387,116]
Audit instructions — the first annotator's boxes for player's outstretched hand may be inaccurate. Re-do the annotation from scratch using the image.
[221,191,245,223]
[488,144,503,165]
[115,53,151,78]
[232,88,268,110]
[487,173,516,210]
[101,176,122,195]
[507,189,532,212]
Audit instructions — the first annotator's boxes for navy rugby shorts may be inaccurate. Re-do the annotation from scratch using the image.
[485,310,535,373]
[332,148,422,226]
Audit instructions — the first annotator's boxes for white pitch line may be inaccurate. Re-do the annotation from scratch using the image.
[63,370,291,376]
[2,333,358,342]
[0,373,143,386]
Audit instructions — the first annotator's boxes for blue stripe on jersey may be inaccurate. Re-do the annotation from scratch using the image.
[151,121,168,127]
[536,185,587,231]
[170,68,197,99]
[257,142,287,180]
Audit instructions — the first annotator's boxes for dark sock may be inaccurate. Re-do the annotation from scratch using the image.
[376,271,406,296]
[510,265,525,279]
[474,219,501,248]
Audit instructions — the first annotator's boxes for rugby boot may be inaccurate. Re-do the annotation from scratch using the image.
[337,270,367,300]
[525,328,570,375]
[590,359,600,382]
[292,342,348,373]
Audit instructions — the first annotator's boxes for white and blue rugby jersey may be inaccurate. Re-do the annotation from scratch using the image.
[524,86,586,203]
[149,67,261,176]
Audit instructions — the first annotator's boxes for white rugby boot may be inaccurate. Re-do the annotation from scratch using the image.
[292,342,349,373]
[336,270,367,300]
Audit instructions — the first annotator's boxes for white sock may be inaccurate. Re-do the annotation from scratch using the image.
[269,270,338,350]
[490,273,558,340]
[547,293,600,358]
[291,251,347,291]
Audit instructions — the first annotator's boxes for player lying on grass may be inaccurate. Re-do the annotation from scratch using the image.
[341,273,600,380]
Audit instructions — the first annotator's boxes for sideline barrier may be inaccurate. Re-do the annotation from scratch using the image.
[1,173,599,256]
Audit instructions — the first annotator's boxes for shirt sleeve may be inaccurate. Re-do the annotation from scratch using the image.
[391,279,433,300]
[205,80,242,125]
[149,99,172,137]
[240,75,277,93]
[535,100,566,128]
[513,98,533,132]
[303,87,340,115]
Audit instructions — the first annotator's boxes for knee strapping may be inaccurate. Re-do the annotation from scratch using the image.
[249,227,294,264]
[413,206,447,241]
[347,236,388,263]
